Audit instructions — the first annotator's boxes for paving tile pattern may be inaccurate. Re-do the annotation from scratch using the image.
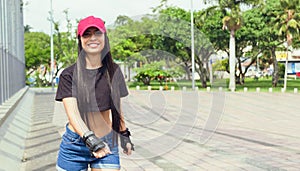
[20,90,300,171]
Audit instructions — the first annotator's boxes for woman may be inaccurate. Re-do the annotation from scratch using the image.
[55,16,134,171]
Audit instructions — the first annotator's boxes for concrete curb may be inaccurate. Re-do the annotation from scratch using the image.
[0,86,29,126]
[0,87,33,171]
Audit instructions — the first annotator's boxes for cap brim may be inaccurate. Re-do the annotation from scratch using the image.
[79,24,105,36]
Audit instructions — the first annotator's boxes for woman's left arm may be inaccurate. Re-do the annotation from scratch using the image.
[119,101,134,155]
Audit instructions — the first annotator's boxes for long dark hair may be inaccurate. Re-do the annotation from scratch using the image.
[75,33,122,145]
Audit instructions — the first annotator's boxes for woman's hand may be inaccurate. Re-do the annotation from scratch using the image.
[123,143,133,155]
[92,143,111,158]
[120,128,134,155]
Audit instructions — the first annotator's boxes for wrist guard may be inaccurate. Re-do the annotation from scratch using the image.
[120,128,134,152]
[83,131,105,152]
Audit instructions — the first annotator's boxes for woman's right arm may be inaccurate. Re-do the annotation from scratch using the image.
[62,97,89,137]
[57,69,110,157]
[62,97,111,158]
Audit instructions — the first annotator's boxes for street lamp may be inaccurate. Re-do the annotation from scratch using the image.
[50,0,54,90]
[190,0,195,90]
[283,42,289,91]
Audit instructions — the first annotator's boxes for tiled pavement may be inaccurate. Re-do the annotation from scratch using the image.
[16,89,300,170]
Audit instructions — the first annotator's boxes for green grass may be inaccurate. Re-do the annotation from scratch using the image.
[235,77,300,92]
[127,77,300,93]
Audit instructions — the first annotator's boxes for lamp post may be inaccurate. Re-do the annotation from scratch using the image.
[50,0,54,90]
[190,0,195,90]
[284,43,289,91]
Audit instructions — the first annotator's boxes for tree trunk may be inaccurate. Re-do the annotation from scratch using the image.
[197,61,207,88]
[229,29,236,91]
[236,57,243,85]
[272,48,279,87]
[128,66,131,82]
[184,63,191,80]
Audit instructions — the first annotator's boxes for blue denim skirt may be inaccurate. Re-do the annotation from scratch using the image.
[56,124,120,171]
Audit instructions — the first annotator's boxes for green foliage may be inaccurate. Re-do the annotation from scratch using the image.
[24,32,53,87]
[135,61,182,85]
[195,9,229,52]
[24,10,77,87]
[278,62,285,78]
[273,0,300,46]
[212,58,228,71]
[24,32,51,70]
[134,61,166,85]
[24,1,300,89]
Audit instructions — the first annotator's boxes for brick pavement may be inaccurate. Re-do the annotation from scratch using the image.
[17,89,300,170]
[20,89,61,171]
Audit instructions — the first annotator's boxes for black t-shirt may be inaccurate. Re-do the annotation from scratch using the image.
[55,63,128,112]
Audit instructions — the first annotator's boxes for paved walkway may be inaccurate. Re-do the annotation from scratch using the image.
[19,89,300,170]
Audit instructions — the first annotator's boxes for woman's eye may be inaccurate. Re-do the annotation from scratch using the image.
[82,30,103,38]
[82,32,92,38]
[94,31,103,36]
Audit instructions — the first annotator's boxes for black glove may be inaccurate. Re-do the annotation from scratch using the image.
[83,131,106,152]
[120,128,134,152]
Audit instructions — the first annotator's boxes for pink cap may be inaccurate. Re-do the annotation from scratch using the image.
[77,16,106,36]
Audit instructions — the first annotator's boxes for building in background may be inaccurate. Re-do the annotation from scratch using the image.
[276,49,300,75]
[0,0,25,105]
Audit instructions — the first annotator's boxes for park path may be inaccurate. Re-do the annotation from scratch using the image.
[19,89,300,170]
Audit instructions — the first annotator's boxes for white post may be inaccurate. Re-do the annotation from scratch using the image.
[256,87,260,93]
[284,44,289,90]
[269,87,273,93]
[171,86,175,91]
[159,86,163,91]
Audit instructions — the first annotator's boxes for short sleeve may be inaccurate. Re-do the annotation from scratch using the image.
[113,65,128,98]
[118,69,129,97]
[55,70,77,101]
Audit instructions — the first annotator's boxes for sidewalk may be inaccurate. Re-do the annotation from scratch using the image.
[20,89,300,170]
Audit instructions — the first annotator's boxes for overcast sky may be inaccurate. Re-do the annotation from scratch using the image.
[23,0,207,34]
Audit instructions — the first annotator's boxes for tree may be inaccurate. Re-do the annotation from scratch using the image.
[195,9,229,53]
[204,0,262,91]
[109,15,152,81]
[235,7,268,84]
[155,7,193,80]
[24,24,32,33]
[256,0,283,87]
[24,32,51,86]
[25,10,77,87]
[274,0,300,90]
[53,10,77,74]
[157,7,215,87]
[195,8,229,86]
[134,61,171,85]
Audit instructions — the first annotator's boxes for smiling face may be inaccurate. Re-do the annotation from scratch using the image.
[80,27,105,55]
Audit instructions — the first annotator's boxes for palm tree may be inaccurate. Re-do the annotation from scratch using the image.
[204,0,261,91]
[274,0,300,90]
[24,25,32,33]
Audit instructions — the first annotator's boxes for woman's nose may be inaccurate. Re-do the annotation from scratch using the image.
[90,34,97,40]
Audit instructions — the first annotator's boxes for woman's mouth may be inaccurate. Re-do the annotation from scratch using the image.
[88,43,99,48]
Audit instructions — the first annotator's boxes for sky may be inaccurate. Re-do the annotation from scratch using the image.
[23,0,208,34]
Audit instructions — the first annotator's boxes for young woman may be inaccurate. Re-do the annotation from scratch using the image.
[55,16,134,171]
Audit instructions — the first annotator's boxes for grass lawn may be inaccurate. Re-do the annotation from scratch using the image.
[127,77,300,93]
